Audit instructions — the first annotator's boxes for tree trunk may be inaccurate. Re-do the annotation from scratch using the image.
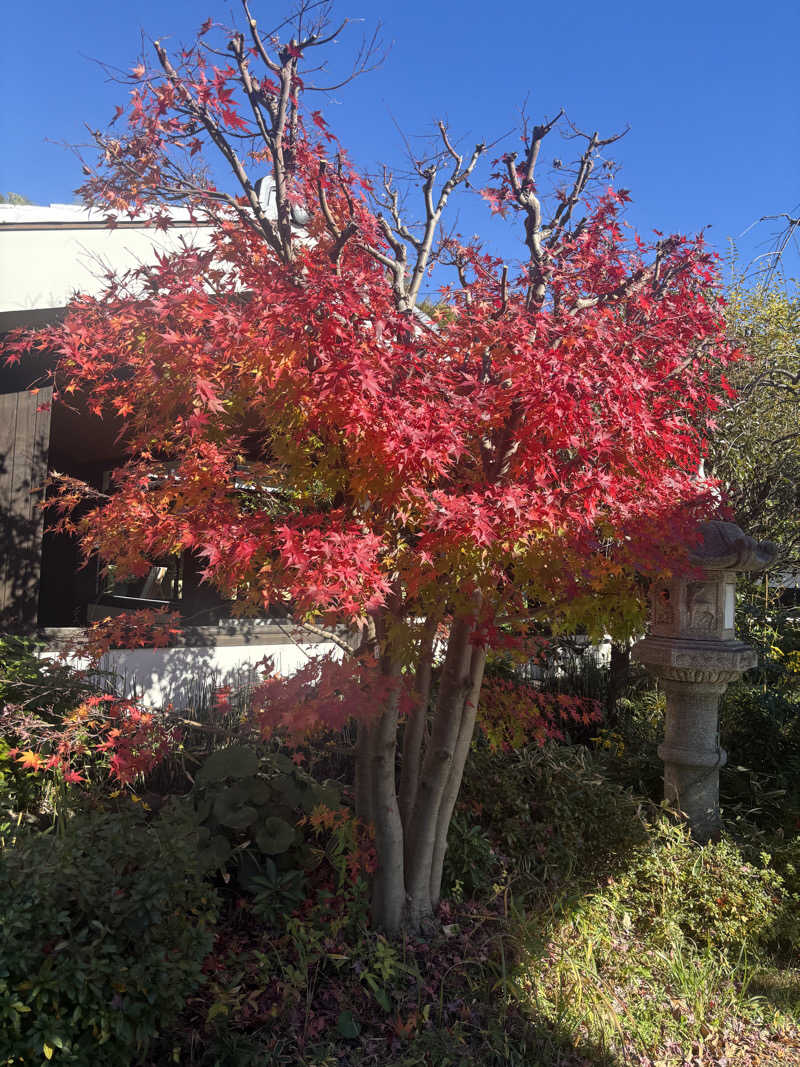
[354,617,378,826]
[399,618,436,831]
[429,642,486,909]
[354,605,486,936]
[401,601,482,931]
[368,654,406,934]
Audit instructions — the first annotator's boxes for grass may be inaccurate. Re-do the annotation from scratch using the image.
[511,894,798,1065]
[439,738,800,1066]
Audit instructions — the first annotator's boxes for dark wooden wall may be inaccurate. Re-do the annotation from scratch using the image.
[0,387,53,629]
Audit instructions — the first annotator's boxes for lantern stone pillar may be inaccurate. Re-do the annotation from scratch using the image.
[633,521,776,841]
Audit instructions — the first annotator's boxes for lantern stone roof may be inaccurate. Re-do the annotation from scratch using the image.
[691,520,777,572]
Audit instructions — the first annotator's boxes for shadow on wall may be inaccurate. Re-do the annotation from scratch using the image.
[100,638,342,710]
[0,487,44,631]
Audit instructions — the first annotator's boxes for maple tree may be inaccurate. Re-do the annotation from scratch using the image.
[4,2,739,933]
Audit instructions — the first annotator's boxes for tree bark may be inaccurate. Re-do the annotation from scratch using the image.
[368,652,406,934]
[356,607,488,935]
[354,617,379,826]
[429,642,487,909]
[402,608,478,929]
[399,617,436,832]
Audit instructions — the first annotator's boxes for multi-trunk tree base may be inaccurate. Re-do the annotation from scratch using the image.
[355,611,486,935]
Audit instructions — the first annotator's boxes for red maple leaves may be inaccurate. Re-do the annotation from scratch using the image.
[1,26,740,695]
[3,691,177,789]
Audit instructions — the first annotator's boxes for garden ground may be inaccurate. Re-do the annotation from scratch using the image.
[1,600,798,1065]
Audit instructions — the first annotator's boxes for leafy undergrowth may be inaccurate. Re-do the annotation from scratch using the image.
[144,893,623,1067]
[146,891,800,1066]
[2,630,798,1065]
[137,743,800,1067]
[512,860,800,1067]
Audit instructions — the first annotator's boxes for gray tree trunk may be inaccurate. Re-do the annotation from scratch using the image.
[368,655,406,932]
[429,643,486,909]
[355,606,486,936]
[399,618,436,831]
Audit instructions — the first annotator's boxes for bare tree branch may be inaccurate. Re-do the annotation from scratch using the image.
[153,40,287,257]
[363,123,485,311]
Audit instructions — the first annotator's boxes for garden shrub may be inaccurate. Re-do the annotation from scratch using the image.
[591,687,666,801]
[0,636,97,720]
[457,742,651,890]
[0,637,98,817]
[188,744,343,902]
[476,673,601,752]
[442,809,503,901]
[721,683,800,782]
[0,634,177,809]
[0,738,42,828]
[759,833,800,952]
[604,819,784,952]
[0,802,218,1064]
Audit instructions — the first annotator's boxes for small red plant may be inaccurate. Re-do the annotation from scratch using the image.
[477,675,601,752]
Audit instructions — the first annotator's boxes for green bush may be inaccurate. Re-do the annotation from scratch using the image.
[0,739,41,829]
[591,688,666,801]
[721,683,800,782]
[189,744,342,907]
[0,803,218,1065]
[442,809,503,901]
[606,819,783,952]
[457,742,650,890]
[735,578,800,692]
[759,833,800,951]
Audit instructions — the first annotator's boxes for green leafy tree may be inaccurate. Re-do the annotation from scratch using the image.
[708,279,800,565]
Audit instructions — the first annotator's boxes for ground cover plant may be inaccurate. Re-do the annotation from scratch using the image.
[2,625,799,1064]
[3,0,744,935]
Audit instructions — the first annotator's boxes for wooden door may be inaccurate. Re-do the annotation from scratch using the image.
[0,387,53,629]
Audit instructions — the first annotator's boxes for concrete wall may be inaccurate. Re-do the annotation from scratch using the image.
[98,640,341,709]
[42,621,347,710]
[0,206,210,318]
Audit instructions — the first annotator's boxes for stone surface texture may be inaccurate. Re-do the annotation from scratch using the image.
[633,521,777,840]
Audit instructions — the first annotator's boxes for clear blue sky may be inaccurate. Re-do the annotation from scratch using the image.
[2,0,798,284]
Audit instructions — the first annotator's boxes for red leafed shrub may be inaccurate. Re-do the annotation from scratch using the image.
[1,635,179,794]
[4,692,178,789]
[476,675,601,752]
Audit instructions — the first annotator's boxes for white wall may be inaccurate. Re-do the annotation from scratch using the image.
[41,619,348,711]
[0,206,210,315]
[98,640,341,709]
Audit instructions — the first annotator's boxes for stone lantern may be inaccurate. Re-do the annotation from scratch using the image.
[633,521,776,841]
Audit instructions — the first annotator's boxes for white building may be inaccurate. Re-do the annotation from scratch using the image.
[0,201,341,708]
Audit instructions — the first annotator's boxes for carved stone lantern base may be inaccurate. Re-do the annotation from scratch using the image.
[658,678,728,841]
[634,637,758,842]
[632,521,775,843]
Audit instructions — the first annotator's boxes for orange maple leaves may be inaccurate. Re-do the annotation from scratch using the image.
[7,691,177,789]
